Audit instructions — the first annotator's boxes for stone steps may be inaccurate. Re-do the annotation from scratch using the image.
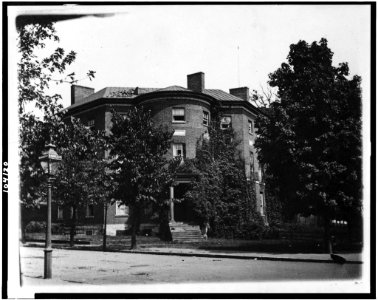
[169,222,203,243]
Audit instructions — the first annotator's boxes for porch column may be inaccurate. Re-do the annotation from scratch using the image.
[169,186,175,222]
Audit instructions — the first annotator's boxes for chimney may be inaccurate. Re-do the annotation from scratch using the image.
[71,85,95,105]
[187,72,205,92]
[229,87,250,101]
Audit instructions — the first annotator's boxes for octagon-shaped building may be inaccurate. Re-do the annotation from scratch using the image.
[57,72,266,236]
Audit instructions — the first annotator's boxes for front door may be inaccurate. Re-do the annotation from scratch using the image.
[173,183,196,223]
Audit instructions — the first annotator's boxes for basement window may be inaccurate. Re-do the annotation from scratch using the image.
[70,207,78,219]
[57,206,63,220]
[86,204,94,218]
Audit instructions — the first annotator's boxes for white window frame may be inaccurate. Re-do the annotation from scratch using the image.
[221,116,232,129]
[203,111,210,126]
[257,165,262,181]
[248,120,253,134]
[173,130,186,136]
[260,192,265,216]
[250,151,255,172]
[115,201,128,216]
[57,206,63,220]
[173,143,185,158]
[172,108,185,123]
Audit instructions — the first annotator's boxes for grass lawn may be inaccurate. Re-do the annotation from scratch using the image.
[24,232,362,254]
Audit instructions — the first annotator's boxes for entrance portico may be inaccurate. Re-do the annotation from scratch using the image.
[169,173,197,224]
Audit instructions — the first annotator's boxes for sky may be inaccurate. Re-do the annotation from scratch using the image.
[6,4,372,296]
[10,4,371,109]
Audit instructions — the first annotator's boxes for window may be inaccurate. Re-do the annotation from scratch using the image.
[173,130,186,136]
[86,204,94,218]
[248,120,253,134]
[257,164,262,181]
[260,192,265,216]
[119,113,128,120]
[172,108,185,122]
[57,206,63,220]
[115,201,128,216]
[87,119,95,129]
[70,207,78,219]
[221,116,232,129]
[173,143,186,158]
[250,152,255,171]
[203,111,210,126]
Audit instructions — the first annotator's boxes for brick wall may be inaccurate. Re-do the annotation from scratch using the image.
[187,72,205,92]
[106,202,128,225]
[144,97,211,159]
[51,203,104,225]
[59,89,266,230]
[222,106,258,178]
[71,85,95,105]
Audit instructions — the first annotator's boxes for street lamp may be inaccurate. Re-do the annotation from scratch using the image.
[39,143,62,279]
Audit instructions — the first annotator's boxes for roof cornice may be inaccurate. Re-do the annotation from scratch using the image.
[134,90,219,106]
[66,97,134,115]
[219,100,262,116]
[65,90,264,117]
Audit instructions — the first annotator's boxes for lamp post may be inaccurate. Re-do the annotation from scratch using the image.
[39,143,62,279]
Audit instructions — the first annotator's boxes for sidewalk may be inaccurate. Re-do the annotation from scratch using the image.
[124,247,363,264]
[23,242,363,264]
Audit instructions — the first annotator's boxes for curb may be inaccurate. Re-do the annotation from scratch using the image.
[121,249,363,264]
[22,243,363,265]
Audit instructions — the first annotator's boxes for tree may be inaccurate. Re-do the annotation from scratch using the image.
[107,106,177,249]
[18,22,94,115]
[52,118,107,246]
[250,85,278,109]
[18,21,95,241]
[255,38,362,252]
[182,108,264,239]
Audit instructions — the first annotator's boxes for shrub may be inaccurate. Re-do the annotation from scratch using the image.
[25,221,46,233]
[262,225,281,239]
[51,223,66,234]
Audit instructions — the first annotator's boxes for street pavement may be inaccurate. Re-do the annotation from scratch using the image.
[20,246,362,286]
[23,241,363,263]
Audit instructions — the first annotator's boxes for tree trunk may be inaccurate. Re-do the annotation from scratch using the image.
[20,215,26,244]
[103,203,108,251]
[130,204,140,250]
[130,224,137,249]
[70,207,76,247]
[159,205,172,241]
[324,213,333,254]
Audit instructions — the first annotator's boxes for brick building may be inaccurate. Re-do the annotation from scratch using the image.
[54,72,266,236]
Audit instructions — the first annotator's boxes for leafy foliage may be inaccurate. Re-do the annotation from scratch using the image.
[181,108,265,239]
[52,119,107,208]
[107,106,179,248]
[19,21,96,206]
[255,38,362,249]
[18,21,97,243]
[50,119,110,246]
